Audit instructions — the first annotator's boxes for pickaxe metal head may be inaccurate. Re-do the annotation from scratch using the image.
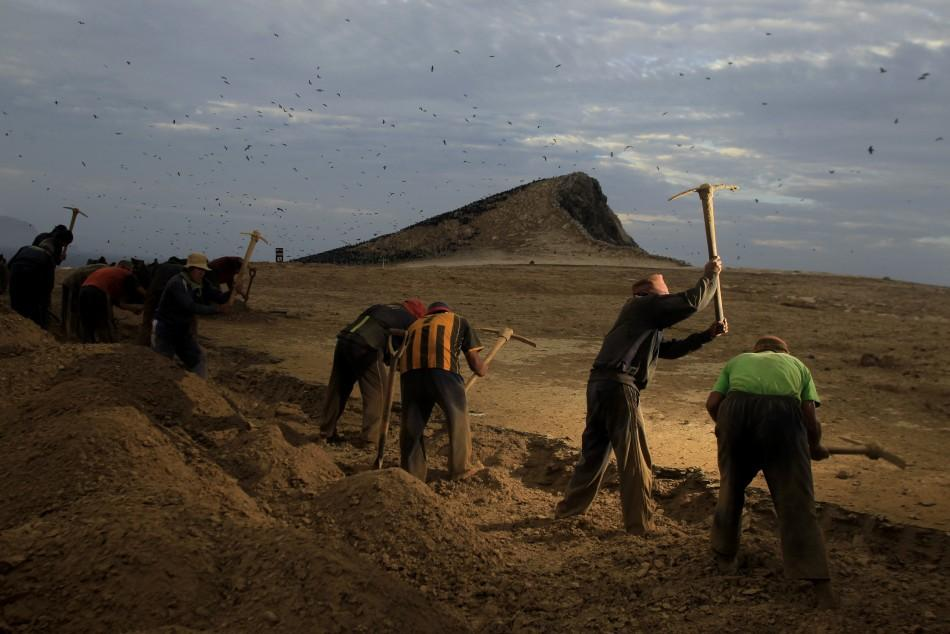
[480,327,537,347]
[668,183,740,202]
[63,206,88,218]
[241,230,269,245]
[63,206,88,233]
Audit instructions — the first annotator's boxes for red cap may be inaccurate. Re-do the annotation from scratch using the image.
[426,301,452,315]
[754,336,789,353]
[401,298,426,319]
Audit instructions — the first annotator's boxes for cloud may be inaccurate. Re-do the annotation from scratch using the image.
[752,239,822,251]
[151,121,212,132]
[617,212,685,224]
[914,236,950,248]
[752,214,817,225]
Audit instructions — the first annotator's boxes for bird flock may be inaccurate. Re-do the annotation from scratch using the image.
[0,16,944,269]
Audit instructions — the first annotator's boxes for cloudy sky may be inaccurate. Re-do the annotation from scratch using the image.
[1,0,947,284]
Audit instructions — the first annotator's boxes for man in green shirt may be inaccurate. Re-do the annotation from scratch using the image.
[705,335,834,608]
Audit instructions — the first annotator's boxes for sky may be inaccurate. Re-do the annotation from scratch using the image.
[1,0,948,285]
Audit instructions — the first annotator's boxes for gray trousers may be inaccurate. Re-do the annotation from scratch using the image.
[556,379,656,534]
[712,391,830,580]
[320,338,385,442]
[399,369,472,481]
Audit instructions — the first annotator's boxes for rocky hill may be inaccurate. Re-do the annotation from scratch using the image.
[299,172,652,264]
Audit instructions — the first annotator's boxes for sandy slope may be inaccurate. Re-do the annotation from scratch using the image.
[0,260,947,632]
[198,261,950,531]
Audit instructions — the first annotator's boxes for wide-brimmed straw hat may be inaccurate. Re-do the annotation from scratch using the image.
[185,252,212,271]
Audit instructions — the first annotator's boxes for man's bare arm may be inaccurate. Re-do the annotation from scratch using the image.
[465,349,487,377]
[802,400,829,460]
[706,391,724,422]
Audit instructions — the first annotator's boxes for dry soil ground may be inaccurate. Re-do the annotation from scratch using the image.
[0,260,946,633]
[202,261,950,530]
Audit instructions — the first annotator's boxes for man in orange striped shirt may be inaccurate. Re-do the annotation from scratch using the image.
[398,301,486,481]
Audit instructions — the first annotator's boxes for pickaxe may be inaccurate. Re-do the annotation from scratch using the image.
[62,206,87,257]
[373,328,408,469]
[668,183,739,322]
[243,267,258,302]
[228,230,267,306]
[826,437,907,469]
[465,327,537,393]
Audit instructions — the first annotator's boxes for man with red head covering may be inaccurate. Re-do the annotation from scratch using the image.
[555,257,728,534]
[322,299,427,444]
[704,336,834,607]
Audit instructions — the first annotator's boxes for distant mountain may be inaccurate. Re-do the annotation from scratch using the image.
[298,172,656,265]
[0,216,37,258]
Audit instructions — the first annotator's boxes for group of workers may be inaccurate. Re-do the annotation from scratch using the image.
[3,223,243,379]
[325,256,835,608]
[3,227,835,607]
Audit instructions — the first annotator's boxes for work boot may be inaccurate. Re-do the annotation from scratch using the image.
[714,552,739,575]
[325,432,346,445]
[812,580,838,609]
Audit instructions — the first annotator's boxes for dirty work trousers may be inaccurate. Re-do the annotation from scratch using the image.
[399,369,473,481]
[8,251,55,329]
[320,337,385,442]
[555,379,656,534]
[151,319,207,378]
[78,286,115,343]
[711,391,830,580]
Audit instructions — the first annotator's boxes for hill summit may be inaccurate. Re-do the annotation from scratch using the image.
[299,172,652,264]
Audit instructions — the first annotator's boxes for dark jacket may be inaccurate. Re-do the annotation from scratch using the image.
[154,272,229,330]
[338,304,417,353]
[591,274,718,389]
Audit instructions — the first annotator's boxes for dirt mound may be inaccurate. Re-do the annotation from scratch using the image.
[0,404,260,528]
[40,347,247,434]
[0,312,467,633]
[0,305,54,356]
[315,469,500,587]
[216,424,343,498]
[299,172,651,264]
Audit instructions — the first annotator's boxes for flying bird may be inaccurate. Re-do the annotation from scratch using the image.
[879,67,887,73]
[918,72,930,80]
[868,145,874,154]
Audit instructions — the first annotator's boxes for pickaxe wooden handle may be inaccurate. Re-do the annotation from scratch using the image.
[668,183,738,322]
[228,230,268,306]
[64,206,88,232]
[465,327,537,393]
[62,206,87,258]
[373,328,407,469]
[826,438,907,469]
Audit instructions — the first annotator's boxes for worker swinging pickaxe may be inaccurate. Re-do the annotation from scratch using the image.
[62,206,87,258]
[668,183,739,322]
[228,230,267,306]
